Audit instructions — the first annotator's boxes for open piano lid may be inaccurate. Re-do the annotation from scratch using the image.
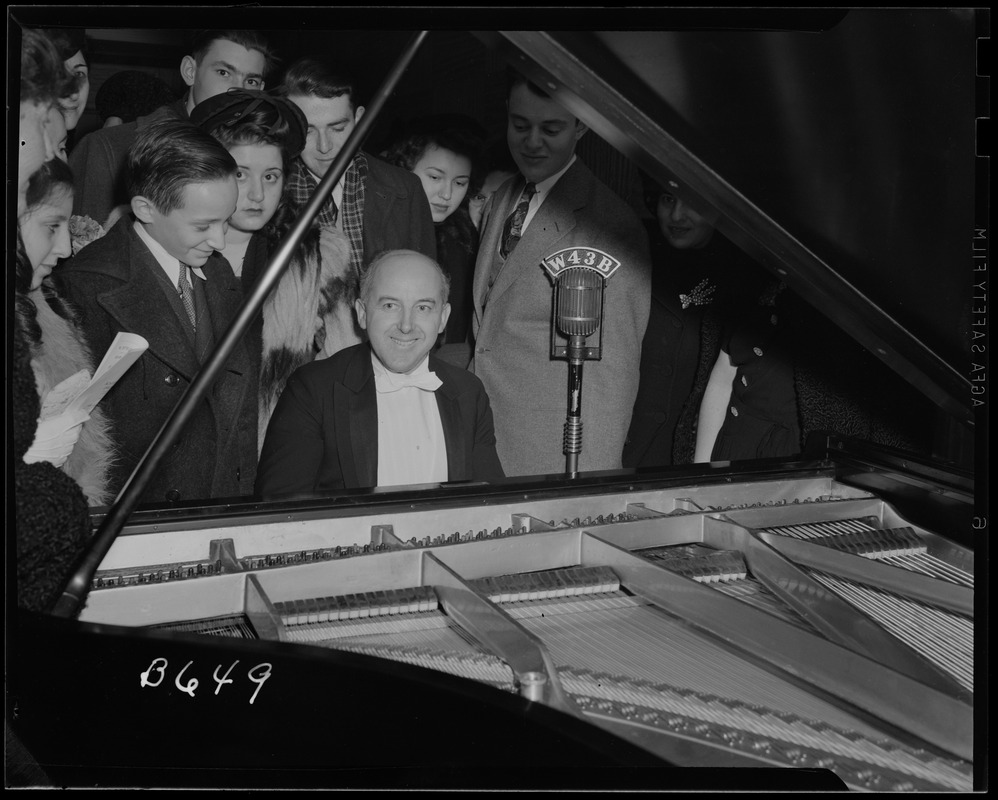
[479,11,980,429]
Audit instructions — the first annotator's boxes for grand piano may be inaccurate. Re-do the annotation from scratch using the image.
[9,11,983,791]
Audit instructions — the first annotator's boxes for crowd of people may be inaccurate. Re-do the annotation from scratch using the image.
[14,26,934,615]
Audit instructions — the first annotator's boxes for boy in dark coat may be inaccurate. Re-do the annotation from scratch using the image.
[60,120,258,506]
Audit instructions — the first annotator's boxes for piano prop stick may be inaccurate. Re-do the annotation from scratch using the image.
[543,247,621,477]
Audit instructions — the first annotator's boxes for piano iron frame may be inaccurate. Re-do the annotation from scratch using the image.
[10,439,978,790]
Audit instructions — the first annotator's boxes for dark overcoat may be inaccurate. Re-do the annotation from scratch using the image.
[59,220,258,505]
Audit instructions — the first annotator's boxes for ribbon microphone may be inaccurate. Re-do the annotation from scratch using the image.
[542,247,622,477]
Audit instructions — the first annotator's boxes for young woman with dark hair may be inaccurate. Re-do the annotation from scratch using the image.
[39,27,90,135]
[13,27,95,622]
[384,120,484,347]
[17,27,77,217]
[18,158,116,506]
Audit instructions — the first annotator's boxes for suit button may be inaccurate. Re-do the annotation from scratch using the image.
[652,411,666,423]
[165,489,181,502]
[164,373,181,386]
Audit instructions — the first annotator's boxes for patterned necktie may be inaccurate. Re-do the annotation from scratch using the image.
[177,264,197,331]
[499,182,536,260]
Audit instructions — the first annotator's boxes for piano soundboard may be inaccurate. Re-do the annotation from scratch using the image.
[79,474,974,791]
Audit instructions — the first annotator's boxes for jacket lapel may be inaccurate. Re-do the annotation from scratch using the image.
[239,232,271,294]
[338,345,378,488]
[472,177,518,321]
[96,224,199,379]
[202,254,252,456]
[481,166,583,310]
[202,254,246,364]
[365,173,397,230]
[431,355,467,481]
[335,349,465,488]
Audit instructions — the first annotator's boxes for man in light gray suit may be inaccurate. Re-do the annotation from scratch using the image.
[470,73,651,478]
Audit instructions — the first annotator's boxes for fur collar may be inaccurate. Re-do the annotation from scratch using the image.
[258,225,359,451]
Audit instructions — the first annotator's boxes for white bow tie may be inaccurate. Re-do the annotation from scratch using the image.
[375,370,442,394]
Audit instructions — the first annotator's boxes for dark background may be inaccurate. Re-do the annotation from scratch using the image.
[11,13,655,218]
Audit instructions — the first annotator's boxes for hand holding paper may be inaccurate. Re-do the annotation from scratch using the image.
[40,369,92,419]
[72,332,149,415]
[37,333,149,421]
[25,332,147,469]
[24,408,91,467]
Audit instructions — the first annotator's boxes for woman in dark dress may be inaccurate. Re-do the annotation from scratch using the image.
[699,280,935,462]
[626,174,932,467]
[623,175,772,467]
[689,231,934,461]
[697,277,799,461]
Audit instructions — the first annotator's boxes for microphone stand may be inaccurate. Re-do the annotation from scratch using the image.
[547,261,611,480]
[564,335,587,478]
[52,31,430,619]
[548,262,609,480]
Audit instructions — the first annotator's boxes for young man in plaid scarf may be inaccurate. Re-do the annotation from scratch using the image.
[275,58,437,360]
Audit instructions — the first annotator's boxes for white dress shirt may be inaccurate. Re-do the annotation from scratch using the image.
[308,168,345,226]
[520,154,577,234]
[373,352,448,488]
[133,221,207,285]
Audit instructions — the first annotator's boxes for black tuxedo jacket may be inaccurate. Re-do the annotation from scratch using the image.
[255,343,504,498]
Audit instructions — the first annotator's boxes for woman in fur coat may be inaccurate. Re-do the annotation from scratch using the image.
[18,158,115,507]
[191,89,357,451]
